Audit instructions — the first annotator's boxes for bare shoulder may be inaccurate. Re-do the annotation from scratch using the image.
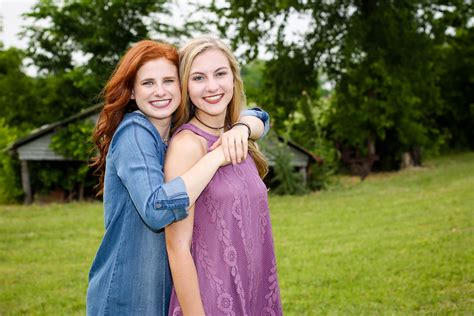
[165,130,208,179]
[167,130,207,158]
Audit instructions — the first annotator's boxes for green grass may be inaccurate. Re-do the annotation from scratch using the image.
[1,152,473,315]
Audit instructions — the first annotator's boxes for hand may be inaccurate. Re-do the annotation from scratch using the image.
[210,125,249,165]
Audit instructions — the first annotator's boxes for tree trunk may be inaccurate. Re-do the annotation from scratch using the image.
[411,146,422,166]
[368,137,376,156]
[400,152,414,169]
[79,181,84,201]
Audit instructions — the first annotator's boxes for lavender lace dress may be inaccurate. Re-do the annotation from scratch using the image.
[168,124,282,316]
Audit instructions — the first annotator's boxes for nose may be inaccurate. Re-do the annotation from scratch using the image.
[205,77,219,92]
[154,84,166,97]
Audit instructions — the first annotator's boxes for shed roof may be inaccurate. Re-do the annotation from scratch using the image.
[5,104,102,153]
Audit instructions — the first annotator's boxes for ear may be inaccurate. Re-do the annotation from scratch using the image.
[131,90,135,100]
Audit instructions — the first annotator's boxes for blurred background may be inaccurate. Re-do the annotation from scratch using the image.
[0,0,473,202]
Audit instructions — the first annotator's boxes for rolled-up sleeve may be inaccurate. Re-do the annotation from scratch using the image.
[241,107,270,137]
[153,176,188,221]
[111,120,189,230]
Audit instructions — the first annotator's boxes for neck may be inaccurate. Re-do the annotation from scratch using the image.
[149,117,171,143]
[192,110,226,135]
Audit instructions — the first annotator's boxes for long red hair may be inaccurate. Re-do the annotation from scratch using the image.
[91,40,179,195]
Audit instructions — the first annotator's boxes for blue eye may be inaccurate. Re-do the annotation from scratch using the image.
[164,79,175,84]
[192,75,205,82]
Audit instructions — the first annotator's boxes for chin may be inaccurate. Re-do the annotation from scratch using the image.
[149,109,172,119]
[208,103,228,113]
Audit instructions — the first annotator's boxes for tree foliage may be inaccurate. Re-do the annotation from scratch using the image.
[0,43,96,130]
[0,45,41,129]
[22,1,182,75]
[47,119,95,198]
[0,1,206,202]
[210,0,474,170]
[50,119,95,161]
[435,9,474,149]
[0,119,23,203]
[262,132,307,195]
[328,1,444,168]
[15,0,196,128]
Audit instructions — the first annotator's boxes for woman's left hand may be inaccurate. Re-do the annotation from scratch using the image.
[210,125,249,165]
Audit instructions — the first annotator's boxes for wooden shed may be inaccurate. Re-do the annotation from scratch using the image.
[5,105,101,204]
[259,131,321,185]
[6,105,319,203]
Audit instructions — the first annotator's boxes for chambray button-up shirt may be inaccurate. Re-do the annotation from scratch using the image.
[86,108,269,316]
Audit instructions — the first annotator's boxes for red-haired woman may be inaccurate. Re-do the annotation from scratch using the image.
[86,40,269,315]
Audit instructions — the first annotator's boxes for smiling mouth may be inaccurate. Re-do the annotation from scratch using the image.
[203,94,224,104]
[150,99,171,108]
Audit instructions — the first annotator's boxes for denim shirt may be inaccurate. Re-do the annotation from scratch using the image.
[86,108,269,316]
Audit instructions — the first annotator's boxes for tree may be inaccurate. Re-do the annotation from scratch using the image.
[241,46,320,150]
[210,0,471,170]
[0,43,95,130]
[241,59,265,105]
[0,118,23,203]
[18,1,198,125]
[438,26,474,149]
[0,44,41,129]
[0,1,207,201]
[327,1,443,169]
[22,1,184,75]
[432,2,474,149]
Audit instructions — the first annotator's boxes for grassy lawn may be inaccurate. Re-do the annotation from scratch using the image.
[1,152,473,315]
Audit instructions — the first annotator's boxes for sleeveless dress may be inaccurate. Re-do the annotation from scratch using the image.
[168,124,283,316]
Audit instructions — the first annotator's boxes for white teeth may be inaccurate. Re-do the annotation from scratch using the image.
[204,95,222,101]
[151,100,169,106]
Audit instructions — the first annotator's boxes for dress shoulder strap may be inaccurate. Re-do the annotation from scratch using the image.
[172,123,219,149]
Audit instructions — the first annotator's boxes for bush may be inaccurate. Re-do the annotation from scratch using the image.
[264,134,307,195]
[48,120,95,200]
[0,119,23,203]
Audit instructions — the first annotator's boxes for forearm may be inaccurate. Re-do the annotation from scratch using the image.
[166,204,205,315]
[179,149,224,205]
[167,249,205,315]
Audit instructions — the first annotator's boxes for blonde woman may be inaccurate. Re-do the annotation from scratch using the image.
[165,37,282,316]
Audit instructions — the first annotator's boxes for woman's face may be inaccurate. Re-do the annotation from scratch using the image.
[132,58,181,124]
[187,48,234,117]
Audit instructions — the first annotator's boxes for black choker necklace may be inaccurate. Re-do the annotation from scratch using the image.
[194,114,225,130]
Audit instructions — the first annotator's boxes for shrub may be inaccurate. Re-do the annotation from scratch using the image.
[0,119,23,203]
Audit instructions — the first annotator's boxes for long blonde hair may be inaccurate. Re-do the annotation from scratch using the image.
[174,36,268,178]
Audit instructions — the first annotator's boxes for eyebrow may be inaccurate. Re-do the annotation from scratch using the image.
[140,75,177,82]
[190,66,230,76]
[215,67,229,72]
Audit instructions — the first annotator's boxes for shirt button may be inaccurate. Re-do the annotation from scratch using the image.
[156,203,161,208]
